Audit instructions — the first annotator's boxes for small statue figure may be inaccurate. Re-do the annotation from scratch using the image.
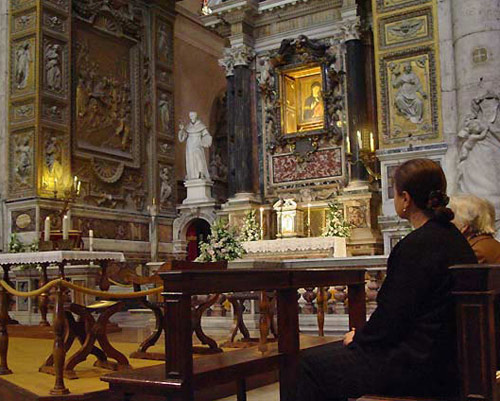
[15,42,32,89]
[159,93,170,132]
[45,43,62,91]
[391,62,427,124]
[178,112,212,180]
[160,167,173,205]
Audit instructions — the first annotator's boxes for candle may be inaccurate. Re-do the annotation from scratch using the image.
[77,180,81,195]
[307,203,311,237]
[356,130,362,148]
[259,207,264,240]
[62,215,69,240]
[152,197,156,206]
[369,132,375,153]
[346,135,351,154]
[66,209,72,230]
[44,217,51,242]
[73,175,78,190]
[89,229,94,252]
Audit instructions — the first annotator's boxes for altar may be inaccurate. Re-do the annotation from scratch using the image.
[242,237,347,260]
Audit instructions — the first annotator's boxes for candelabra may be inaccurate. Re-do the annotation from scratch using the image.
[346,131,381,181]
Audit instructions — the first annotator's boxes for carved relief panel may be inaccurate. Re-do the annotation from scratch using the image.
[9,129,35,197]
[11,37,36,97]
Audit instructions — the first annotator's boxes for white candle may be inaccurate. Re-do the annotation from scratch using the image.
[62,215,69,240]
[346,135,351,154]
[259,207,264,240]
[307,203,312,237]
[66,209,72,230]
[44,217,51,242]
[370,132,375,153]
[73,175,78,190]
[356,130,362,148]
[89,230,94,252]
[77,180,81,195]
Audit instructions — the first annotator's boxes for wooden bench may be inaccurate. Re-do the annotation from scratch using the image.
[102,264,500,401]
[102,266,367,400]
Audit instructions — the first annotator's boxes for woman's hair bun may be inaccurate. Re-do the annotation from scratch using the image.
[426,190,450,209]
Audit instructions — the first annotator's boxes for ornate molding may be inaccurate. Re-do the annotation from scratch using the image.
[340,19,361,42]
[219,44,256,76]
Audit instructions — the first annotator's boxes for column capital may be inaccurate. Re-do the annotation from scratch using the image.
[340,18,362,42]
[218,44,256,76]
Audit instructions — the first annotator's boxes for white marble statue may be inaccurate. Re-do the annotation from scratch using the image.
[178,112,212,180]
[457,91,500,236]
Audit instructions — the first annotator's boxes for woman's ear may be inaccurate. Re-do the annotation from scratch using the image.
[401,190,412,210]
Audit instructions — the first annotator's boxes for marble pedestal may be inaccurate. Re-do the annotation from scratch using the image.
[183,178,215,204]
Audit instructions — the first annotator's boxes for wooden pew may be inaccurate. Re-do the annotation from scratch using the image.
[101,266,366,401]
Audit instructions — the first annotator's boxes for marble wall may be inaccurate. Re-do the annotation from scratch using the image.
[0,0,8,250]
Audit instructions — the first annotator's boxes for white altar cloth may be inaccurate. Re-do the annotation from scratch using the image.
[0,251,125,266]
[242,237,347,258]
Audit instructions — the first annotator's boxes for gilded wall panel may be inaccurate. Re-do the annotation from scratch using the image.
[379,48,440,146]
[74,24,141,167]
[379,7,433,50]
[11,0,36,11]
[40,128,70,196]
[10,36,36,97]
[10,100,35,125]
[156,18,174,68]
[9,129,35,196]
[11,10,37,35]
[42,100,68,125]
[376,0,430,13]
[43,37,68,97]
[42,10,69,35]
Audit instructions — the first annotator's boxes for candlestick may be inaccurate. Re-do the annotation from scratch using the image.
[89,230,94,252]
[44,217,51,242]
[259,207,264,240]
[307,203,311,238]
[62,215,69,240]
[346,135,351,154]
[356,130,362,149]
[369,132,375,153]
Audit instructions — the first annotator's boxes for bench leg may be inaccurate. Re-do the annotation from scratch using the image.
[237,378,247,401]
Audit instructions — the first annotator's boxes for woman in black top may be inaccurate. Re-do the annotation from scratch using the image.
[295,159,477,401]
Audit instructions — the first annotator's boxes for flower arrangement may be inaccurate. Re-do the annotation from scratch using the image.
[239,210,261,242]
[8,233,41,271]
[196,219,246,262]
[322,201,351,238]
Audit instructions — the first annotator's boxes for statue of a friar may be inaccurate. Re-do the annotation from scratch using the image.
[178,112,212,180]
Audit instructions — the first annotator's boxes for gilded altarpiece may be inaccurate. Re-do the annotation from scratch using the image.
[7,0,176,252]
[260,36,347,200]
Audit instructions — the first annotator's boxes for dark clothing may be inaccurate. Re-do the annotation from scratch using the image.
[468,234,500,264]
[296,219,477,401]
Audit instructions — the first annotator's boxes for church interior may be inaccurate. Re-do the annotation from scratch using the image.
[0,0,499,400]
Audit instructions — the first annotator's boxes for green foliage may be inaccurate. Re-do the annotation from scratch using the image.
[196,219,246,262]
[239,210,261,242]
[8,233,24,253]
[322,201,351,238]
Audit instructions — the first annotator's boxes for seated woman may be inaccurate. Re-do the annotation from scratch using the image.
[296,159,477,401]
[449,194,500,263]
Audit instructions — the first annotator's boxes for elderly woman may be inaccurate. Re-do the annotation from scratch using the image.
[295,159,477,401]
[449,194,500,264]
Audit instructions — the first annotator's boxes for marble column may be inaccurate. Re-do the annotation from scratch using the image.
[219,45,255,198]
[344,22,369,183]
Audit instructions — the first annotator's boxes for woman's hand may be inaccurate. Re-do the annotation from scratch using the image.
[343,328,356,346]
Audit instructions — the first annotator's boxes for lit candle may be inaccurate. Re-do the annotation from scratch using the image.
[369,132,375,153]
[356,130,362,148]
[62,215,69,240]
[73,175,78,190]
[89,229,94,252]
[346,135,351,154]
[44,217,51,242]
[77,180,81,195]
[307,203,311,237]
[259,207,264,240]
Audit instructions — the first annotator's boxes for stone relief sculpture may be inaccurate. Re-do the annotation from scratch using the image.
[209,153,227,181]
[157,23,171,62]
[45,43,62,92]
[159,93,170,132]
[178,112,212,180]
[390,61,427,124]
[14,135,32,185]
[45,136,62,173]
[160,166,173,205]
[457,91,500,234]
[15,41,32,89]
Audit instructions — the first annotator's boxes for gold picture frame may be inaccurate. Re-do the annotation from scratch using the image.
[280,65,325,135]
